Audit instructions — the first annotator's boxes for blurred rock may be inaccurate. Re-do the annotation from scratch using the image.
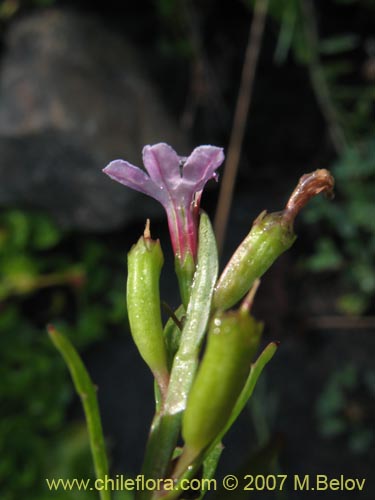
[0,8,188,230]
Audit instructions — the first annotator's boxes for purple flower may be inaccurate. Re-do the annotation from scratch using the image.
[103,143,224,261]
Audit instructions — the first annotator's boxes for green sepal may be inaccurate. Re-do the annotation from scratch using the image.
[175,252,195,308]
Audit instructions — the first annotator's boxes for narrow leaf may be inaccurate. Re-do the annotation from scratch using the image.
[221,342,278,438]
[48,325,111,500]
[164,211,219,415]
[198,443,223,500]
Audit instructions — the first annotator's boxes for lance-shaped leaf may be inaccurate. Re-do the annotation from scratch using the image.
[48,325,111,500]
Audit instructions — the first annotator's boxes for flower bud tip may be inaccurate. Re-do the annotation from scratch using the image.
[284,169,334,223]
[240,279,261,313]
[144,219,151,239]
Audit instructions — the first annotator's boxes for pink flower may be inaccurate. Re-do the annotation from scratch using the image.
[103,143,224,261]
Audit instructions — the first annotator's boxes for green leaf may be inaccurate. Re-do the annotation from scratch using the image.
[219,342,279,439]
[198,444,223,500]
[164,212,219,415]
[48,326,111,500]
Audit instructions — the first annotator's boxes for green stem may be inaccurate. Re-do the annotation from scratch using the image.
[153,443,223,500]
[175,252,195,308]
[139,213,218,498]
[48,325,111,500]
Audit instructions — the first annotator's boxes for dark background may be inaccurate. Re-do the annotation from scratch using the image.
[0,1,374,499]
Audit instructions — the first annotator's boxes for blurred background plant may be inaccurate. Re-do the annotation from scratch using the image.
[316,363,374,454]
[303,143,375,315]
[0,209,125,500]
[155,0,375,316]
[262,0,375,315]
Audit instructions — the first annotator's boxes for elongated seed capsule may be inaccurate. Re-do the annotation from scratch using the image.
[213,169,334,311]
[127,222,168,397]
[180,310,263,469]
[213,211,296,311]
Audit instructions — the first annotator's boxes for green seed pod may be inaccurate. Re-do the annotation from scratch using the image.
[213,169,335,312]
[127,223,168,396]
[181,310,263,462]
[213,211,296,311]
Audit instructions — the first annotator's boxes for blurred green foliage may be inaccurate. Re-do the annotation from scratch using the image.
[154,0,194,58]
[303,142,375,314]
[263,0,375,314]
[316,364,375,454]
[0,209,125,500]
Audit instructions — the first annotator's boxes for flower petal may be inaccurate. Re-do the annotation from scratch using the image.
[142,143,182,191]
[103,160,166,203]
[182,146,224,191]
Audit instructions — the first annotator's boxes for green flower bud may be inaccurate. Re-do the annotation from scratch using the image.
[213,169,335,311]
[181,310,263,466]
[213,211,296,311]
[127,221,168,397]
